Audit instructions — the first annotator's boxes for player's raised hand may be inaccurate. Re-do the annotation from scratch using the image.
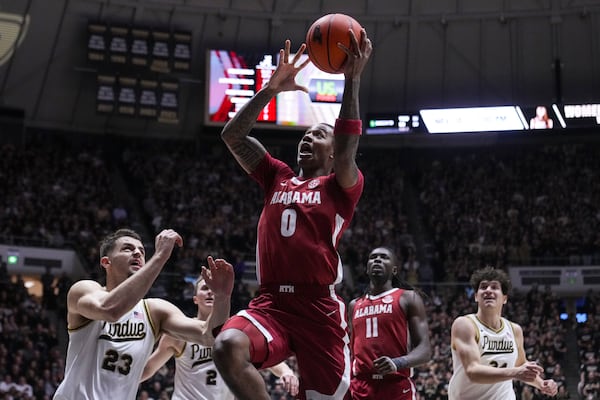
[153,229,183,262]
[267,39,310,94]
[339,28,372,78]
[201,256,234,297]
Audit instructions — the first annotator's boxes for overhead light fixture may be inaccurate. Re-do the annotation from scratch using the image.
[0,12,30,66]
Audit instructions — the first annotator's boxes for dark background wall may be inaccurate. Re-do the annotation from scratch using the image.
[0,0,599,139]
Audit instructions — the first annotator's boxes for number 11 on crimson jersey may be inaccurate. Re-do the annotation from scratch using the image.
[365,317,378,338]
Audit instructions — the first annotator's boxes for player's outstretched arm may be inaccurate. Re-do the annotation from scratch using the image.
[221,39,309,174]
[201,256,234,334]
[333,28,372,189]
[512,323,558,395]
[70,229,182,323]
[149,299,214,346]
[141,335,181,381]
[451,316,543,384]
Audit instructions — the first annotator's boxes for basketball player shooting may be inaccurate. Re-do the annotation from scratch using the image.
[212,27,372,400]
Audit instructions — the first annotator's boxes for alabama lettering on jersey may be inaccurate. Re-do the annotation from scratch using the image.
[250,153,363,285]
[53,300,157,400]
[351,288,410,379]
[172,342,234,400]
[448,314,519,400]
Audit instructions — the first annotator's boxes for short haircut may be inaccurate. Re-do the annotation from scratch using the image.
[470,266,512,295]
[99,228,142,258]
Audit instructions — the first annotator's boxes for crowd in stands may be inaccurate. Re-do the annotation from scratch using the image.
[1,133,599,398]
[0,138,132,283]
[0,263,64,399]
[416,143,600,281]
[577,290,600,400]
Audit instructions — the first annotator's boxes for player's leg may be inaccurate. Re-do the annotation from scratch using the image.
[292,296,351,399]
[213,311,290,400]
[213,321,269,400]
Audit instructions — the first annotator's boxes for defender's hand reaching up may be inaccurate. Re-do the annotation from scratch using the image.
[201,256,234,297]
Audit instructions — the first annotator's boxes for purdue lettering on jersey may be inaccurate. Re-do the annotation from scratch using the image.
[99,320,146,342]
[448,314,519,400]
[270,190,322,205]
[190,344,213,368]
[54,300,156,400]
[481,335,515,355]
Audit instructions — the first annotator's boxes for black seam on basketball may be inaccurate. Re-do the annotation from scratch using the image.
[327,14,334,73]
[308,24,326,72]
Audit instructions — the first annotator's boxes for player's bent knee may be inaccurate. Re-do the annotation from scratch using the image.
[213,328,250,368]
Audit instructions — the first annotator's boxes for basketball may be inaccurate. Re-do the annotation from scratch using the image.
[306,13,363,74]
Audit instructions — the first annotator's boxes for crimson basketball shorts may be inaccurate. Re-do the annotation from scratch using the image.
[221,284,351,399]
[350,376,416,400]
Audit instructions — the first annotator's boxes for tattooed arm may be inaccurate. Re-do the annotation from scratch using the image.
[221,39,310,174]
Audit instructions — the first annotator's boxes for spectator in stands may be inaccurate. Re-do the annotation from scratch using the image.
[14,375,34,398]
[0,374,15,395]
[41,266,56,310]
[555,384,572,399]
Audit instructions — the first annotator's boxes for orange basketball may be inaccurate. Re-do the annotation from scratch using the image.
[306,13,363,74]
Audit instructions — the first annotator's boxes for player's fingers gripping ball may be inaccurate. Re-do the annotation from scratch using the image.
[306,13,363,74]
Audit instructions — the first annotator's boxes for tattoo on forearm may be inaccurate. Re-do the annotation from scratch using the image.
[230,140,262,169]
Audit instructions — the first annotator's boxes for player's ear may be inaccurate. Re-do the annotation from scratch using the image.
[100,256,111,270]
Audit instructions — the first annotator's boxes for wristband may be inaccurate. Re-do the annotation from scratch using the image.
[334,118,362,136]
[392,356,409,371]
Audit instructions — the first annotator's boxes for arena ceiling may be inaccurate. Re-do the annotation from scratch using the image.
[0,0,599,139]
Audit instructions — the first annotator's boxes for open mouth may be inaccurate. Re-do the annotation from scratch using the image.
[130,260,142,270]
[299,143,312,157]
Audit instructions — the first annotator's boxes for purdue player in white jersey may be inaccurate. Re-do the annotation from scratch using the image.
[54,228,234,400]
[142,277,299,399]
[448,267,558,400]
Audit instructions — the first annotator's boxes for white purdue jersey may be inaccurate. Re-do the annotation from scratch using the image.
[448,314,519,400]
[54,300,157,400]
[172,341,234,400]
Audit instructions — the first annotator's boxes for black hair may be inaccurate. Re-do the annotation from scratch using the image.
[99,228,142,258]
[470,266,512,295]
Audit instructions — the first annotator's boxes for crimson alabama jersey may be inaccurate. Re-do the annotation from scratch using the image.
[351,288,410,379]
[250,153,363,285]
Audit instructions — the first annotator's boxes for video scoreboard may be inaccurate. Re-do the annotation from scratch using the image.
[205,49,344,129]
